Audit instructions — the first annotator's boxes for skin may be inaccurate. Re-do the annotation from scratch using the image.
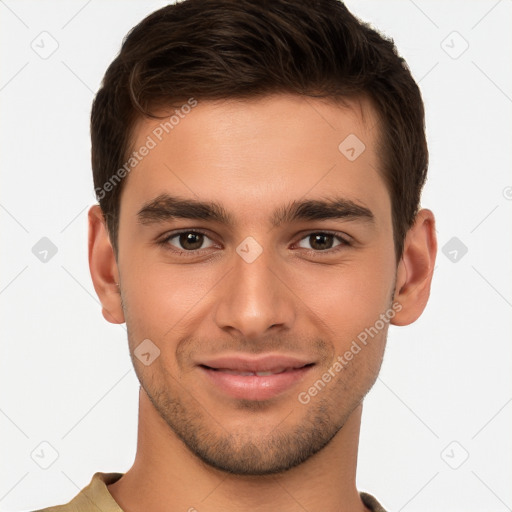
[88,94,437,512]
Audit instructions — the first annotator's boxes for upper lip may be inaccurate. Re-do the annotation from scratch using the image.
[199,354,314,373]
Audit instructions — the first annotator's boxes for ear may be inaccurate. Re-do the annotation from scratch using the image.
[391,209,437,326]
[88,205,125,324]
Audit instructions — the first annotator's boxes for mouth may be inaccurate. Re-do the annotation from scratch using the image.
[200,365,312,376]
[197,355,315,401]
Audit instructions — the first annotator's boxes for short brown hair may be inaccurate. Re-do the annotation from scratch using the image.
[91,0,428,260]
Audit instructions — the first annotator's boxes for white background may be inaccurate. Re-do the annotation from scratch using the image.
[1,1,511,511]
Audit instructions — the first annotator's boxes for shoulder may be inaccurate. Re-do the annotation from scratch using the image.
[31,472,124,512]
[360,491,389,512]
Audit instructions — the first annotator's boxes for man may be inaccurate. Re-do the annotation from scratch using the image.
[36,0,436,510]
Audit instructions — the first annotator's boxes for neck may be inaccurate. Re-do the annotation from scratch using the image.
[108,388,369,512]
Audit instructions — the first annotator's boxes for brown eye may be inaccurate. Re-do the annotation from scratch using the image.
[165,231,214,251]
[297,232,346,251]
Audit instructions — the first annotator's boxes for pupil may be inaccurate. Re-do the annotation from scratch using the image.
[180,232,203,250]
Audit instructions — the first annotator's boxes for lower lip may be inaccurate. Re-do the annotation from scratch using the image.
[199,366,313,401]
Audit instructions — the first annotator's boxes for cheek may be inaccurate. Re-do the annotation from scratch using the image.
[120,254,221,343]
[292,255,395,338]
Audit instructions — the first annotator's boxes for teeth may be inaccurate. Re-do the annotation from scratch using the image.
[215,369,289,376]
[219,370,255,376]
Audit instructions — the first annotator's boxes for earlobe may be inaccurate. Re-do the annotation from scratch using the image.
[88,205,125,325]
[391,209,437,326]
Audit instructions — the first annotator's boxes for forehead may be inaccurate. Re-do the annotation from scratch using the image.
[120,94,388,225]
[130,93,377,153]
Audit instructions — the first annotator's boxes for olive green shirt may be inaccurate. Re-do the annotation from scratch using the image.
[33,472,388,511]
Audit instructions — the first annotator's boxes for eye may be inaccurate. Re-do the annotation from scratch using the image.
[161,231,216,252]
[296,232,349,251]
[157,230,350,256]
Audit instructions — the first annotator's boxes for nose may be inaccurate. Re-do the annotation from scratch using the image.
[213,245,296,339]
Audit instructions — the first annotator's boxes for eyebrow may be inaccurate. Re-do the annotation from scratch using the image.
[136,193,374,227]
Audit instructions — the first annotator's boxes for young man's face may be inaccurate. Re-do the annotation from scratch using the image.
[93,94,424,475]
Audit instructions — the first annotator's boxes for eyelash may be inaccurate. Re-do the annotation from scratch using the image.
[156,229,352,257]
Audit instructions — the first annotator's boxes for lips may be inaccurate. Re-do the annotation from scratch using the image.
[197,354,314,401]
